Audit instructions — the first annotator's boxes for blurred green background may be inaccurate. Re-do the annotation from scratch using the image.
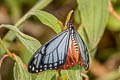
[0,0,120,80]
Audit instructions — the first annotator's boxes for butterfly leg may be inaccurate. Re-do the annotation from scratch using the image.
[62,48,76,70]
[57,68,61,76]
[78,55,84,67]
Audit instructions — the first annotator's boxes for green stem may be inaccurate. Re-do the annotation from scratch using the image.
[0,38,13,59]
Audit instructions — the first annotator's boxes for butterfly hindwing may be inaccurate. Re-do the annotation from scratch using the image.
[60,34,78,69]
[75,31,89,70]
[28,30,70,73]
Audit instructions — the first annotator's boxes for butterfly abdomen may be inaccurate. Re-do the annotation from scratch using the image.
[71,36,85,68]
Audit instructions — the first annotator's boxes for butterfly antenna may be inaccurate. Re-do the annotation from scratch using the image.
[65,10,74,29]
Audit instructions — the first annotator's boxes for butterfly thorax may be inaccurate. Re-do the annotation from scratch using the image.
[67,22,78,52]
[67,22,74,31]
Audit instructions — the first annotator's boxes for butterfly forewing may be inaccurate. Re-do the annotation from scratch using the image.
[28,29,70,73]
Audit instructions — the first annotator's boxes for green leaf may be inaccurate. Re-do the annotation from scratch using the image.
[107,8,120,31]
[14,55,32,80]
[0,24,57,80]
[31,0,53,11]
[74,9,81,24]
[58,65,83,80]
[26,10,61,34]
[0,24,41,54]
[77,25,89,48]
[35,70,56,80]
[0,10,61,56]
[78,25,97,59]
[66,70,82,80]
[77,0,109,49]
[0,0,53,56]
[34,65,83,80]
[0,9,62,79]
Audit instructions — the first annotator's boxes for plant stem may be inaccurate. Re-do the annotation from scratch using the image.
[0,38,13,59]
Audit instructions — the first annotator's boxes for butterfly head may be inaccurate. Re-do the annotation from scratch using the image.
[67,22,74,30]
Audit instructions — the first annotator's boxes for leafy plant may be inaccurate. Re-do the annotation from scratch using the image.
[0,0,110,80]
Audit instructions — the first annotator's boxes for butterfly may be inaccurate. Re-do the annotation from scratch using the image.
[28,11,89,73]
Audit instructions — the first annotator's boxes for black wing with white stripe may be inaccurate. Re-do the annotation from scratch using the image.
[28,30,70,73]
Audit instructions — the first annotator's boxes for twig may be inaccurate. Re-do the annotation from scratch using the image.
[109,1,120,21]
[0,38,13,58]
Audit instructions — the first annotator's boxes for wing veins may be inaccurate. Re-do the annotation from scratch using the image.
[45,32,68,56]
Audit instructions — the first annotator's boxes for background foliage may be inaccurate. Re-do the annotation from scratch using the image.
[0,0,120,80]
